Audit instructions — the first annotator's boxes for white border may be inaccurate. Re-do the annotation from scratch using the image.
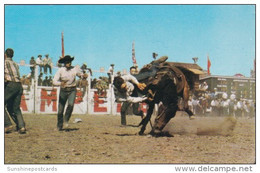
[1,1,258,173]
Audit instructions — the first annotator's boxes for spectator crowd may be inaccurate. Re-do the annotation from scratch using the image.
[188,83,255,118]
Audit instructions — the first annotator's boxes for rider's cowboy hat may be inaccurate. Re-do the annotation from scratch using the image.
[58,55,74,64]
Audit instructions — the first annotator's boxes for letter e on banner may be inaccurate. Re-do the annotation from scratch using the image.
[94,91,107,112]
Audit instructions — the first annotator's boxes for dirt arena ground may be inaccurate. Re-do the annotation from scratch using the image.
[5,112,255,164]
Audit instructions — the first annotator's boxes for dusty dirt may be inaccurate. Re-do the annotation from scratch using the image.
[4,112,255,164]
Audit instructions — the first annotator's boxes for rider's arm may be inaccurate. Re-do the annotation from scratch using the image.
[122,74,146,90]
[114,86,146,103]
[122,74,139,85]
[126,96,147,103]
[116,95,146,103]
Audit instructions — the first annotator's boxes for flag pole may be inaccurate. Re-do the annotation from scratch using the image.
[132,41,138,68]
[61,32,65,58]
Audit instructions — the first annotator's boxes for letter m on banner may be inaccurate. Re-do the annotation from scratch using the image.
[40,88,58,112]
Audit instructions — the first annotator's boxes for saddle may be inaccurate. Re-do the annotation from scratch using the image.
[134,56,168,81]
[136,57,186,94]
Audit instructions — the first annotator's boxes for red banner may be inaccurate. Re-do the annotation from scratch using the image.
[207,55,211,75]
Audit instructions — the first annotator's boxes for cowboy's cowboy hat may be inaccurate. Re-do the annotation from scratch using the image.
[58,55,74,64]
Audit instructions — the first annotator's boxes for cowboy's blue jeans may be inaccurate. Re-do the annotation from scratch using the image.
[57,87,76,129]
[4,82,25,129]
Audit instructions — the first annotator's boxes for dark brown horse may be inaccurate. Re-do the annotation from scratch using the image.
[135,57,195,136]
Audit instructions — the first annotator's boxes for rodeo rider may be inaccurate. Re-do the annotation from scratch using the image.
[113,73,147,126]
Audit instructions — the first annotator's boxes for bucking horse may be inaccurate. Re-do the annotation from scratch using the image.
[134,56,198,136]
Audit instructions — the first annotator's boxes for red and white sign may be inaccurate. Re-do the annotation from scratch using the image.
[21,86,147,115]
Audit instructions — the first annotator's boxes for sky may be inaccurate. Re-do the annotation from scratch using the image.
[4,4,255,78]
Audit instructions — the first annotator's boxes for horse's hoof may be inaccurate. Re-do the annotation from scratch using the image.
[189,115,195,120]
[149,129,160,136]
[138,131,144,135]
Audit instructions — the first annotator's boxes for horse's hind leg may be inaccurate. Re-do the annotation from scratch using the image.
[150,102,178,135]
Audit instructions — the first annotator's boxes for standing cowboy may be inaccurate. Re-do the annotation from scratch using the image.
[4,48,26,134]
[53,55,87,131]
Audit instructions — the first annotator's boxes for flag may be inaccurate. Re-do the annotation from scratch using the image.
[207,55,211,75]
[61,32,64,58]
[132,41,137,66]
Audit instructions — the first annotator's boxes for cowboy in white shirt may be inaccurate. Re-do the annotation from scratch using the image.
[43,54,53,74]
[36,55,44,73]
[53,55,87,131]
